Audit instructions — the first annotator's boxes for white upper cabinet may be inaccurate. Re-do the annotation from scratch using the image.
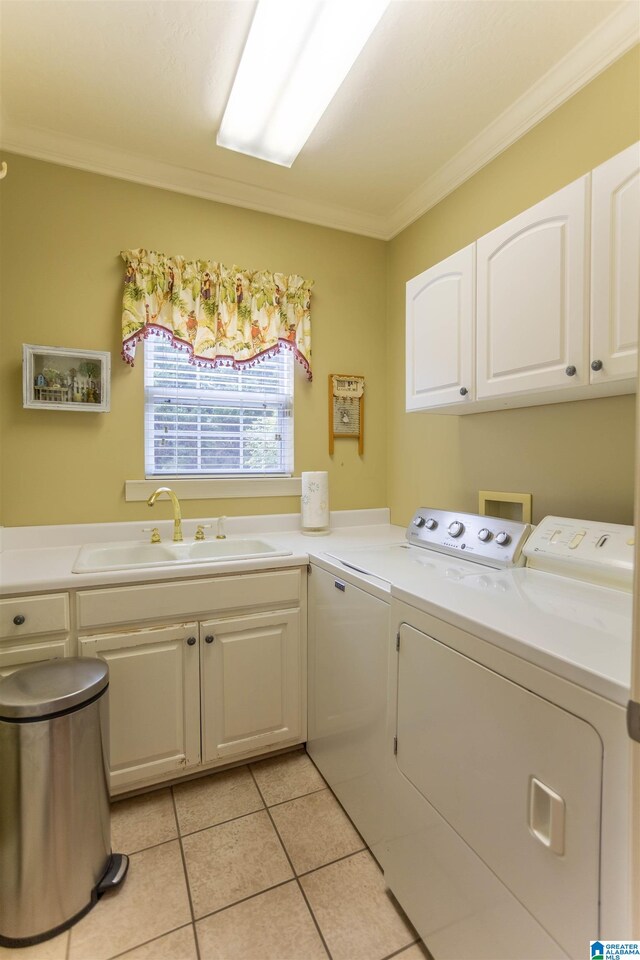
[590,142,640,383]
[476,176,589,400]
[405,146,639,414]
[406,245,475,410]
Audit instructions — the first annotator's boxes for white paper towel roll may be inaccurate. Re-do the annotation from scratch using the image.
[301,471,330,534]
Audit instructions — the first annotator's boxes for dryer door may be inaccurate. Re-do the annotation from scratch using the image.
[396,625,602,958]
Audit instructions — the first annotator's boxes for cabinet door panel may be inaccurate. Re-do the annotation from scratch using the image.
[201,610,301,762]
[79,623,200,791]
[406,245,474,410]
[476,177,589,398]
[591,142,640,382]
[0,636,71,677]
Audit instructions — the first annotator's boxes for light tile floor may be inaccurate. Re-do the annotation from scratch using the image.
[0,750,430,960]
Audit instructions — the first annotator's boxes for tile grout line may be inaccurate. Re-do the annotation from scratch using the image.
[104,922,196,960]
[170,787,202,960]
[194,876,297,923]
[380,937,424,960]
[248,782,328,809]
[296,845,368,880]
[248,766,333,960]
[172,801,266,843]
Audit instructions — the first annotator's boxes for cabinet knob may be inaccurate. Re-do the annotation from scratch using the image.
[186,636,197,646]
[591,359,603,372]
[565,365,577,377]
[13,615,25,626]
[205,635,215,644]
[459,387,468,396]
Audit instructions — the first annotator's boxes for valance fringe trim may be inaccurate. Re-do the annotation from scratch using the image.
[121,324,312,378]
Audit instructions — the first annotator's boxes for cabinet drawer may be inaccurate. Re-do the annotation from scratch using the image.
[0,636,72,677]
[0,593,69,640]
[77,569,302,630]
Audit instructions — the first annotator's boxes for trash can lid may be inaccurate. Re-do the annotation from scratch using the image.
[0,658,109,719]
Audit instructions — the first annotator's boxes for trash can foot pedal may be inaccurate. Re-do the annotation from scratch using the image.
[97,854,129,897]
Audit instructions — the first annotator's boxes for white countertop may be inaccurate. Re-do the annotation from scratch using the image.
[0,510,632,706]
[0,511,404,594]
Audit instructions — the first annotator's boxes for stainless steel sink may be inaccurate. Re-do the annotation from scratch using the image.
[72,538,292,573]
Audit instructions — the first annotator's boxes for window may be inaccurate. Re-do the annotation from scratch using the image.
[144,340,294,478]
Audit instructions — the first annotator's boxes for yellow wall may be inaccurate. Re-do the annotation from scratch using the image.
[1,47,638,529]
[0,158,387,525]
[387,46,640,527]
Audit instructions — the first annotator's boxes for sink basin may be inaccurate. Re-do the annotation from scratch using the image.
[73,538,292,573]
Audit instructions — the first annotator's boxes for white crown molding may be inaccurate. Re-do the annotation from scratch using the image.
[1,2,637,242]
[0,122,390,240]
[386,2,640,238]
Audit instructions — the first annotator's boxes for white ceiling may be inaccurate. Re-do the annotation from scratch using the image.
[1,0,638,238]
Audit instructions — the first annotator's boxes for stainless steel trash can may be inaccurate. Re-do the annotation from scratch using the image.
[0,658,128,947]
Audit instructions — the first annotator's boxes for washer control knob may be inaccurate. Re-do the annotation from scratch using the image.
[495,531,511,546]
[413,516,426,528]
[477,528,492,542]
[424,518,438,530]
[448,520,465,538]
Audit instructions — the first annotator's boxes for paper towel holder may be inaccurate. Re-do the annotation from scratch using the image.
[329,374,364,455]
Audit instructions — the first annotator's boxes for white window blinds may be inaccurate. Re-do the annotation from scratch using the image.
[144,341,294,478]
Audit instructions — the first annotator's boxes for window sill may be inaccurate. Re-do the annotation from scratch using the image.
[125,477,302,502]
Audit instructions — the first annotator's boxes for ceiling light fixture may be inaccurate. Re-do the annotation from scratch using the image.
[216,0,390,168]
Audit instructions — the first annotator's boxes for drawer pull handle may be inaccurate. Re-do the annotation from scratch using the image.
[205,635,215,644]
[13,615,25,626]
[565,365,577,377]
[186,636,197,646]
[591,359,603,372]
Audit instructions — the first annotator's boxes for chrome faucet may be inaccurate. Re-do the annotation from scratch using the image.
[147,487,183,542]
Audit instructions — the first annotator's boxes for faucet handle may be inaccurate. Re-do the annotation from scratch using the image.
[216,516,227,540]
[143,527,161,544]
[194,524,212,542]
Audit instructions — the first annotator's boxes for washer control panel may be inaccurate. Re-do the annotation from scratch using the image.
[406,508,531,568]
[523,515,634,590]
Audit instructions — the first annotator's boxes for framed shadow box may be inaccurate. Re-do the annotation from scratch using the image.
[23,344,111,412]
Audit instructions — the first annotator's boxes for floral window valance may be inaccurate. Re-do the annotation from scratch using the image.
[121,248,313,380]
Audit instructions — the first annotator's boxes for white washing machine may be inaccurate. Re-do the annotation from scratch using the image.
[307,509,634,960]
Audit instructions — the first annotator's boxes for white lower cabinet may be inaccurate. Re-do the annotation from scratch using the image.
[200,610,302,763]
[77,569,306,793]
[0,635,72,677]
[79,623,201,791]
[0,592,71,676]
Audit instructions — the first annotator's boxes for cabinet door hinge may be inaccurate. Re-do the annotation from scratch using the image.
[393,735,398,755]
[396,632,400,652]
[307,563,312,575]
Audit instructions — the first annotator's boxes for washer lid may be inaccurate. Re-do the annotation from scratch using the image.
[0,657,108,719]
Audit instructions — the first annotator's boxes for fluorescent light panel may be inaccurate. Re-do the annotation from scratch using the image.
[217,0,390,167]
